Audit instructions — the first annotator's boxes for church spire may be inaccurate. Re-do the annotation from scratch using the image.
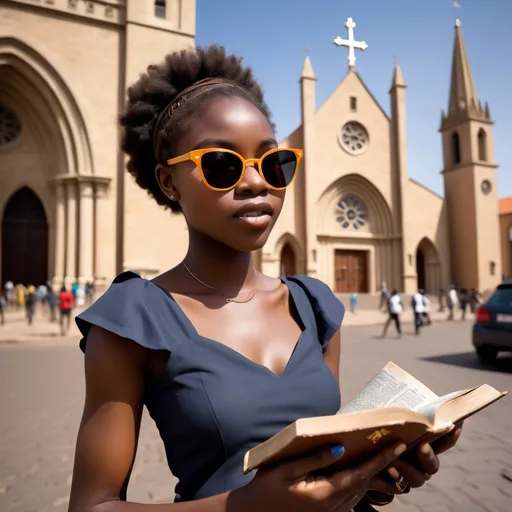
[390,63,406,90]
[301,55,316,81]
[447,21,482,117]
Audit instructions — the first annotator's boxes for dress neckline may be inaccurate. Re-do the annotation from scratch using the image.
[148,277,308,378]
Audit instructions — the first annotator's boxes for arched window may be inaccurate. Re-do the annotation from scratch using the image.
[155,0,166,18]
[478,128,487,161]
[451,131,461,165]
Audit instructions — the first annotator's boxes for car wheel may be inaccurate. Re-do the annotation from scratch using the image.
[476,346,498,364]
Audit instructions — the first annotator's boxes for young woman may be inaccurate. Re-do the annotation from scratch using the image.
[69,45,462,512]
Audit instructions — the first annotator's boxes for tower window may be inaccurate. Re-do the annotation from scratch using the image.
[451,131,461,165]
[478,128,487,161]
[350,96,357,112]
[490,261,496,276]
[155,0,166,18]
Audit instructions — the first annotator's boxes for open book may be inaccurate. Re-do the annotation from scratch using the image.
[243,362,507,474]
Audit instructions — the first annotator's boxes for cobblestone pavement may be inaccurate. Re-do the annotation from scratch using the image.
[0,314,510,511]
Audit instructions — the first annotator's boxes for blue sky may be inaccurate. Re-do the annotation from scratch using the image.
[196,0,512,198]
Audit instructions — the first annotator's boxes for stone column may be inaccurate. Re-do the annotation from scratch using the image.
[53,182,66,289]
[65,180,77,287]
[78,181,94,285]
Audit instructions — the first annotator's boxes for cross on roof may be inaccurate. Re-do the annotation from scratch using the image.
[333,17,368,69]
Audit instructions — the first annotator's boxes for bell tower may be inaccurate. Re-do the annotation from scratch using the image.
[124,1,196,86]
[119,0,196,273]
[440,20,501,292]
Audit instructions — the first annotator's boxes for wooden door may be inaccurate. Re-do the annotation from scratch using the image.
[334,250,367,293]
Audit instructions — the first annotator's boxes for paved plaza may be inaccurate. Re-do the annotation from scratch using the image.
[0,310,511,512]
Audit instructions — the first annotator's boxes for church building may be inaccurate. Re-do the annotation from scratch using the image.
[0,1,504,295]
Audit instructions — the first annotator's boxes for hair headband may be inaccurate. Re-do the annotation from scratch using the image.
[152,77,243,161]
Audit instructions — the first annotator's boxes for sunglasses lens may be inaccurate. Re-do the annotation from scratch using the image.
[201,151,243,190]
[261,150,297,189]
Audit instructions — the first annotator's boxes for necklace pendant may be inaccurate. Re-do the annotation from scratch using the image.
[226,292,256,304]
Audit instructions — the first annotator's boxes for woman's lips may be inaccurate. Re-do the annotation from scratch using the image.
[233,211,272,229]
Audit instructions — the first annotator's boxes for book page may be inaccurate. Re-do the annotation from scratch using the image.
[415,390,468,423]
[337,362,439,415]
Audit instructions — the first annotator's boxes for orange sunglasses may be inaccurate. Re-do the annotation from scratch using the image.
[166,147,303,192]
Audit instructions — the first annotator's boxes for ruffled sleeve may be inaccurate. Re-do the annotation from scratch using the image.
[76,271,185,355]
[287,276,345,350]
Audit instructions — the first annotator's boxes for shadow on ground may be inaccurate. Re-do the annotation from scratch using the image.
[421,351,512,373]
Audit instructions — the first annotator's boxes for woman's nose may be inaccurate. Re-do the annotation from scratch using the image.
[235,164,269,196]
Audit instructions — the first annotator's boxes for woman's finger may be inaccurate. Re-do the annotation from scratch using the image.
[278,444,346,482]
[415,442,440,475]
[368,475,400,495]
[433,424,463,455]
[389,459,431,488]
[327,443,406,496]
[354,442,407,482]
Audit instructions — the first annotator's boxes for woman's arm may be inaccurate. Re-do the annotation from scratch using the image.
[323,329,341,384]
[68,326,240,512]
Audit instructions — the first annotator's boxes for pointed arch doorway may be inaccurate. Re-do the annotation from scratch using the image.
[1,187,48,285]
[415,238,441,294]
[280,244,296,276]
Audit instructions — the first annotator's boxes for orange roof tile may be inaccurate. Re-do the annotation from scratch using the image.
[499,197,512,215]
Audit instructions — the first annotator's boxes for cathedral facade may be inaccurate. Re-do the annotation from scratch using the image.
[0,0,504,295]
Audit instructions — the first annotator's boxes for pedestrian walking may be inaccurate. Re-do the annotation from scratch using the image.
[459,287,469,320]
[58,286,74,335]
[350,292,358,314]
[25,285,36,325]
[469,288,480,315]
[411,289,426,335]
[382,289,403,338]
[378,282,390,311]
[0,290,5,325]
[47,287,58,322]
[447,285,458,320]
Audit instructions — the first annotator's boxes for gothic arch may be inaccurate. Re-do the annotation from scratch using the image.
[1,186,49,285]
[273,233,304,275]
[415,237,441,294]
[317,173,394,235]
[477,128,487,162]
[0,36,93,176]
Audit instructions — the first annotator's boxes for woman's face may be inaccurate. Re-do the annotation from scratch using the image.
[159,96,286,252]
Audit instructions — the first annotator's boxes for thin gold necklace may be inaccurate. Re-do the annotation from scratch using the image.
[182,261,255,304]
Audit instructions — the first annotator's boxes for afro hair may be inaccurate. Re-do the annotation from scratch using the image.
[120,45,273,212]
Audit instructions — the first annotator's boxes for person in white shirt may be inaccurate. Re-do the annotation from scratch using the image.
[412,289,426,335]
[447,285,459,320]
[382,289,403,338]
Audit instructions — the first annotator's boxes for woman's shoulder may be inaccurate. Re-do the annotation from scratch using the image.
[76,271,186,355]
[283,275,345,348]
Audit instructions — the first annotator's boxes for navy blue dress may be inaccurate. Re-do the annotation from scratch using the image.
[76,272,345,502]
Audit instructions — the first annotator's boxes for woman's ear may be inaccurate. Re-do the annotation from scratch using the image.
[155,164,181,202]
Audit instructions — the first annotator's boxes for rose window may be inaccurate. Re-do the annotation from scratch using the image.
[0,105,22,146]
[340,122,368,155]
[336,195,367,230]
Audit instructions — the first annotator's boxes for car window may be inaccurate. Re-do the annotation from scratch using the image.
[488,287,512,305]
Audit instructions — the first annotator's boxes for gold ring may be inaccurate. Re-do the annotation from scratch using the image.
[395,476,410,494]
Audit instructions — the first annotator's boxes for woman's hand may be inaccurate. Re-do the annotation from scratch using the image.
[390,422,464,487]
[232,442,407,512]
[366,422,464,505]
